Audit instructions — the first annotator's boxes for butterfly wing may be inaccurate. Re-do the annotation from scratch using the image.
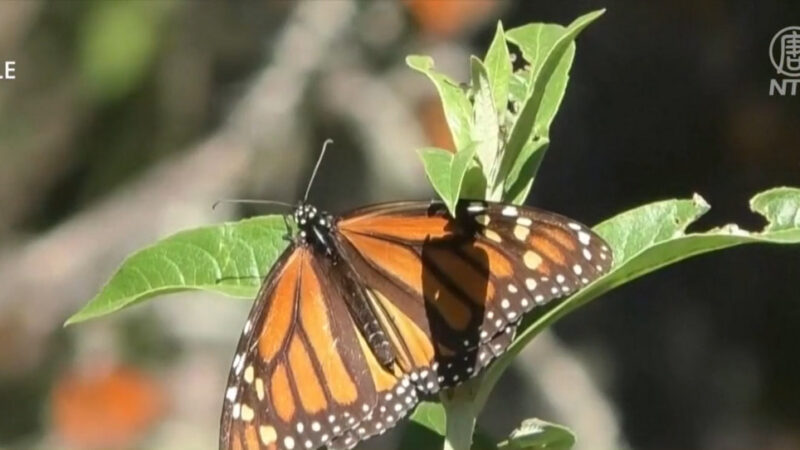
[335,199,612,391]
[219,246,416,450]
[221,199,613,450]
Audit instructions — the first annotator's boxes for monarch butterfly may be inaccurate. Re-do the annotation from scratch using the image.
[219,145,612,450]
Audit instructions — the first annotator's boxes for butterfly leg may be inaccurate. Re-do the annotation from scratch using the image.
[280,214,295,242]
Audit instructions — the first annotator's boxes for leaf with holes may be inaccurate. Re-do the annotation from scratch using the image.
[471,187,800,414]
[498,9,603,186]
[407,55,473,151]
[65,216,288,325]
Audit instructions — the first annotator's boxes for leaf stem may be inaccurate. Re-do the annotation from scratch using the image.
[441,382,480,450]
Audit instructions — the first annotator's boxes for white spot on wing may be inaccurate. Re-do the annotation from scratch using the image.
[501,206,519,217]
[240,404,254,422]
[225,386,237,402]
[232,403,241,419]
[513,225,530,241]
[523,251,543,269]
[259,426,277,445]
[483,229,502,243]
[233,353,245,375]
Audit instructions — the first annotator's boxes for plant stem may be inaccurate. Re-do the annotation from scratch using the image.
[441,388,477,450]
[441,373,495,450]
[441,134,509,450]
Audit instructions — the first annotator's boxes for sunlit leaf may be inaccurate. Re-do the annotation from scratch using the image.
[66,217,288,325]
[497,418,576,450]
[470,57,501,187]
[504,138,549,204]
[418,144,479,217]
[484,22,512,119]
[476,188,800,410]
[407,55,474,151]
[497,10,604,186]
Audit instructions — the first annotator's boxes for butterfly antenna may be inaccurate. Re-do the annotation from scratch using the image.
[303,139,333,203]
[211,199,295,210]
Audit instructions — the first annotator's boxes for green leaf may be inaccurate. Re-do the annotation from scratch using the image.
[504,138,550,205]
[66,216,289,325]
[497,10,604,188]
[460,163,489,199]
[452,145,479,200]
[418,148,455,213]
[751,187,800,232]
[504,42,573,145]
[409,401,447,437]
[509,68,532,106]
[506,24,566,84]
[474,187,800,411]
[497,418,576,450]
[407,55,474,151]
[484,22,512,119]
[470,57,501,187]
[406,401,496,450]
[531,43,574,137]
[418,144,479,217]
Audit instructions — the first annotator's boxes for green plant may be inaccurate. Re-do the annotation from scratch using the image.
[68,9,800,450]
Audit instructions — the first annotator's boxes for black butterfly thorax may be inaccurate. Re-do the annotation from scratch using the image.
[293,203,397,366]
[293,203,337,257]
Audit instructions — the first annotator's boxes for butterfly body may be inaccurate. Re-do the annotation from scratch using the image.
[293,204,336,257]
[221,200,612,450]
[294,203,396,366]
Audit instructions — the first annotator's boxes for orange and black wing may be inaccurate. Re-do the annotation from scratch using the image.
[219,246,416,450]
[220,199,612,450]
[336,199,612,393]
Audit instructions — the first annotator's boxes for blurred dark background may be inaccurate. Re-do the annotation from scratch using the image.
[0,1,798,449]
